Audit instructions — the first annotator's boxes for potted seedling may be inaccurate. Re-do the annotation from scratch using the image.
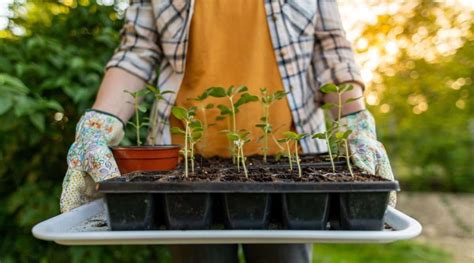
[110,88,181,174]
[104,87,181,230]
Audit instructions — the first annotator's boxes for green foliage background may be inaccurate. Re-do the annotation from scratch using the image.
[0,0,471,261]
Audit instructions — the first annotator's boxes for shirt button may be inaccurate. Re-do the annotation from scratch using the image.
[272,15,278,22]
[280,50,286,57]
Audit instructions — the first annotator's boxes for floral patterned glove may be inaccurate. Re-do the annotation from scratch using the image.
[339,110,397,206]
[60,110,124,213]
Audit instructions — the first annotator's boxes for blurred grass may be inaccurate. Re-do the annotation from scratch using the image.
[312,241,452,263]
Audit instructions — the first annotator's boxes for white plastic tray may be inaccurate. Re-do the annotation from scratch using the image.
[32,199,422,245]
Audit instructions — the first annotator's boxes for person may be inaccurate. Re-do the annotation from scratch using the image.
[59,0,395,262]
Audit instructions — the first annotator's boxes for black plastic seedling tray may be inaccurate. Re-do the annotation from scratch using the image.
[99,175,399,231]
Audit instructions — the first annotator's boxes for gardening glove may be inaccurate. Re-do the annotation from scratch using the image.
[339,110,397,207]
[60,110,124,213]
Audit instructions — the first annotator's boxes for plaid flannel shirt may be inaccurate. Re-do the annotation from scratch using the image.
[106,0,364,153]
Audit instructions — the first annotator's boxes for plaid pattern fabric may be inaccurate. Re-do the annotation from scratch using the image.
[106,0,364,153]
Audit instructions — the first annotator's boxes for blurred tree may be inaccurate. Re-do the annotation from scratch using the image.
[0,0,169,261]
[346,0,474,192]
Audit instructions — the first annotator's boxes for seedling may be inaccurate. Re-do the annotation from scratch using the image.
[124,89,150,146]
[206,85,258,160]
[312,122,337,172]
[226,130,251,178]
[256,88,287,163]
[170,106,203,178]
[318,83,361,177]
[278,131,307,177]
[335,129,354,177]
[146,85,175,144]
[188,90,215,149]
[319,83,361,121]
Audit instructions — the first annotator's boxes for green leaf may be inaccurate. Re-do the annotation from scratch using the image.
[312,133,326,139]
[135,89,149,97]
[170,127,185,135]
[345,96,362,104]
[207,87,227,97]
[343,129,353,138]
[205,103,214,109]
[137,104,147,113]
[340,83,354,93]
[226,132,239,141]
[29,113,45,132]
[0,96,13,115]
[320,83,338,93]
[217,104,232,115]
[321,103,337,110]
[171,106,188,120]
[216,116,226,121]
[235,93,258,108]
[236,85,248,93]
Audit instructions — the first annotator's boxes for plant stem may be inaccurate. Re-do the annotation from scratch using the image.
[338,92,342,121]
[343,139,354,177]
[263,104,269,163]
[236,142,240,172]
[135,96,141,146]
[190,142,195,175]
[201,107,208,149]
[184,121,189,178]
[240,145,248,178]
[286,141,293,170]
[325,131,336,172]
[294,141,302,177]
[229,96,237,133]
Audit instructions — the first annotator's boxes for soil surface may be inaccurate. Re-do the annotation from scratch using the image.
[193,153,345,168]
[125,166,388,183]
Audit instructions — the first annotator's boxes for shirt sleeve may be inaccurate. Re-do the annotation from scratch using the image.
[105,0,162,84]
[313,0,365,89]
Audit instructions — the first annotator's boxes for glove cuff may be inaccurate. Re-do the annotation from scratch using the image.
[76,110,125,146]
[339,109,377,140]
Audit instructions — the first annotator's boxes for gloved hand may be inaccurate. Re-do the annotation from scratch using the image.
[339,109,397,206]
[60,110,124,213]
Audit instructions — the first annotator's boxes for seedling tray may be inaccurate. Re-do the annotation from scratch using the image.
[32,199,422,245]
[98,176,399,231]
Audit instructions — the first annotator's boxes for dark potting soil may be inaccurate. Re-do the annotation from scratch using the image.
[193,153,342,168]
[125,166,388,183]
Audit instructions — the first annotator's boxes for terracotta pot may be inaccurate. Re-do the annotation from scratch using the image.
[111,145,181,175]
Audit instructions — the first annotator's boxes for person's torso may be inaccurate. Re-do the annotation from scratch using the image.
[148,0,327,153]
[169,0,294,157]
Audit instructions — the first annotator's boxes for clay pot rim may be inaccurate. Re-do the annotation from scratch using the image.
[111,145,181,151]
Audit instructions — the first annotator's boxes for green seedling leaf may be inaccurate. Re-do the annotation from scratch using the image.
[207,87,227,97]
[226,132,240,141]
[335,131,345,139]
[205,103,214,109]
[312,133,326,139]
[135,89,149,97]
[321,103,337,110]
[217,104,232,115]
[345,96,362,104]
[170,127,185,135]
[234,93,258,108]
[343,129,352,138]
[137,104,147,113]
[320,83,338,93]
[340,83,354,93]
[282,131,298,140]
[171,106,188,120]
[216,115,226,121]
[236,85,248,93]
